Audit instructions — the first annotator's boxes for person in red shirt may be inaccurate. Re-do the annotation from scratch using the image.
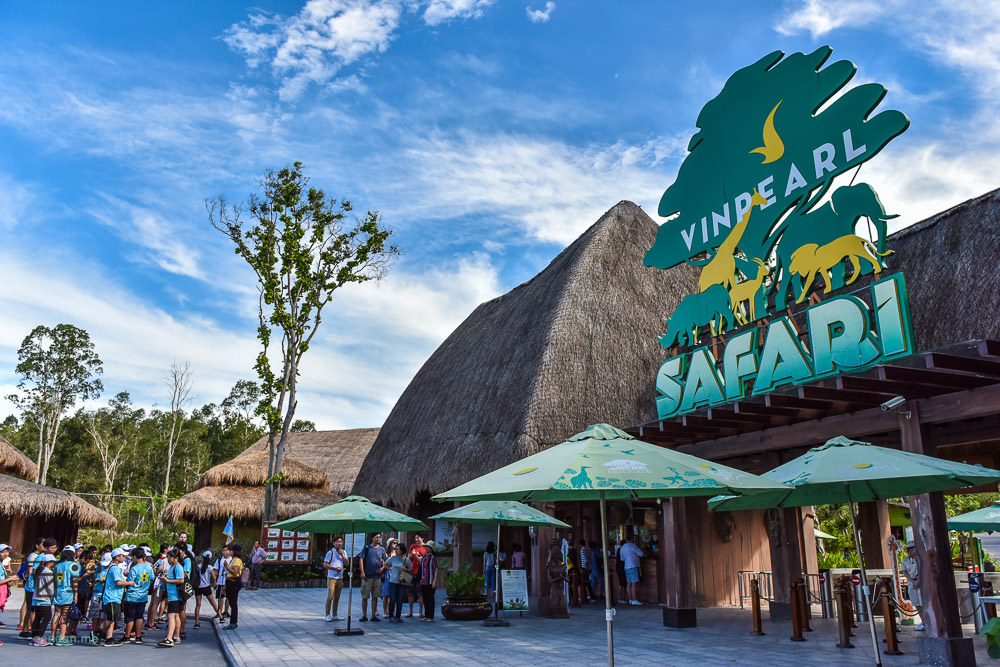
[406,535,426,617]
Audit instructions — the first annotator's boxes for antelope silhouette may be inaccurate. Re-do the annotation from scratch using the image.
[570,466,593,489]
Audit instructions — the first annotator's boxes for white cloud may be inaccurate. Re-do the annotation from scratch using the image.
[0,238,500,430]
[390,131,687,245]
[526,2,556,24]
[777,1,1000,95]
[224,0,497,100]
[423,0,495,26]
[0,174,35,230]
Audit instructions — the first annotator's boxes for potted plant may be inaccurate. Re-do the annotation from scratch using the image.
[441,562,492,621]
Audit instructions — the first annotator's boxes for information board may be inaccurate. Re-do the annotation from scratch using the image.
[262,522,312,563]
[501,569,528,611]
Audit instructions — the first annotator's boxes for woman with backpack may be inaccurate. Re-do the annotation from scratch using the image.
[194,550,220,629]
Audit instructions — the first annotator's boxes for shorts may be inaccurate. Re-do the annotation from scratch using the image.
[197,585,213,596]
[102,602,121,623]
[122,601,146,622]
[54,603,73,616]
[167,600,184,614]
[361,578,381,599]
[215,586,226,600]
[625,567,639,583]
[24,591,33,606]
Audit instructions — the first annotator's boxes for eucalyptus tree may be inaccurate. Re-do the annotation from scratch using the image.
[209,162,398,521]
[9,324,103,484]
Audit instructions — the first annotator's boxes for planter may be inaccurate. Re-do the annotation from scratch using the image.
[441,596,492,621]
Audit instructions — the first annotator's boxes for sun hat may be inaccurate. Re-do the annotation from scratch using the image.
[0,544,10,552]
[425,540,436,549]
[202,550,213,558]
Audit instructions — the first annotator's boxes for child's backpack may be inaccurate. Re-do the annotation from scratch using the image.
[17,556,31,581]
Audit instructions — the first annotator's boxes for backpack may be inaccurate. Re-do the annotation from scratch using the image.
[355,545,370,576]
[16,559,29,581]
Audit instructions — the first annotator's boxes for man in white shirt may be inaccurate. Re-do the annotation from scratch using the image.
[323,536,347,621]
[617,536,645,606]
[248,541,268,590]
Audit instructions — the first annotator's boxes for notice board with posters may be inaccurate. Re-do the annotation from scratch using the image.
[262,522,312,563]
[501,569,529,611]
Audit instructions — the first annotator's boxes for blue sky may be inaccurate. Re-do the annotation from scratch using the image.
[1,0,998,429]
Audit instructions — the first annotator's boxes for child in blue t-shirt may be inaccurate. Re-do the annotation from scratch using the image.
[52,547,81,646]
[157,549,186,647]
[101,549,133,645]
[123,547,153,644]
[30,554,57,646]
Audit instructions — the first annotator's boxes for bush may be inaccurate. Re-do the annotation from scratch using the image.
[445,562,484,598]
[260,556,324,583]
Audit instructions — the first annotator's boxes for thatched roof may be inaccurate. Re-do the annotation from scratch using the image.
[860,186,1000,350]
[240,429,379,496]
[353,201,698,506]
[0,436,38,480]
[196,451,330,491]
[0,474,116,529]
[161,484,340,524]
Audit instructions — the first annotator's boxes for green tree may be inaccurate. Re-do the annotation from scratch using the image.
[209,162,398,521]
[290,419,316,432]
[86,391,145,493]
[9,324,103,484]
[162,361,193,496]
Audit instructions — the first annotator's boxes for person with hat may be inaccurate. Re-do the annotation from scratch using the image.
[380,536,398,618]
[323,536,347,622]
[101,547,133,645]
[123,547,153,643]
[419,540,439,622]
[193,549,220,628]
[51,546,81,646]
[0,543,18,635]
[158,548,186,647]
[29,553,57,646]
[20,537,55,638]
[406,534,426,618]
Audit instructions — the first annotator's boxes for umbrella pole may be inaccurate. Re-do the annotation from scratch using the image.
[600,491,614,667]
[336,522,362,636]
[847,490,881,667]
[496,523,501,621]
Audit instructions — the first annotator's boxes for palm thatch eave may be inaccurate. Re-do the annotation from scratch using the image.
[0,474,116,529]
[0,436,39,480]
[161,484,340,524]
[196,451,329,491]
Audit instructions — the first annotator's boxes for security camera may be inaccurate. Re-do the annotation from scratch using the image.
[880,396,907,411]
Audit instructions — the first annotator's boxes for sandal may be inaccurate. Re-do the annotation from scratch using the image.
[193,624,201,629]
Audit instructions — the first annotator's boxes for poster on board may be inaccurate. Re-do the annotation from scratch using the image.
[501,569,528,611]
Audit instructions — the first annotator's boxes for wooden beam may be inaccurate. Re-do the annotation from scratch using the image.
[980,340,1000,358]
[926,352,1000,378]
[798,385,888,405]
[765,393,836,412]
[880,365,996,389]
[675,382,1000,460]
[732,401,801,418]
[835,374,941,399]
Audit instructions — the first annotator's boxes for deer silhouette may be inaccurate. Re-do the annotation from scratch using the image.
[729,258,770,325]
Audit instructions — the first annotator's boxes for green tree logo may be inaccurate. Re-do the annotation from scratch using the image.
[646,47,908,346]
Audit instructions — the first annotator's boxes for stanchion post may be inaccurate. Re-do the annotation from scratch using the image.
[797,577,813,632]
[790,580,806,642]
[881,592,903,655]
[834,578,854,649]
[985,580,997,620]
[750,577,765,636]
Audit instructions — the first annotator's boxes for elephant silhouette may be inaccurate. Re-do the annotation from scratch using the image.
[660,284,734,349]
[771,183,896,310]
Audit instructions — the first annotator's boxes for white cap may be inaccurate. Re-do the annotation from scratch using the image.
[62,545,75,553]
[202,550,213,558]
[0,544,10,552]
[100,553,113,567]
[111,548,128,558]
[73,543,83,550]
[40,554,57,563]
[142,546,152,556]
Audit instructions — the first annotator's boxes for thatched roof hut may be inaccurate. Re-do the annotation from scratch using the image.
[0,435,39,480]
[196,451,330,491]
[161,485,340,524]
[240,429,379,496]
[163,453,334,524]
[352,201,698,506]
[0,473,116,529]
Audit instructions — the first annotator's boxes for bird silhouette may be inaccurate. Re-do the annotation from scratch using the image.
[749,100,784,164]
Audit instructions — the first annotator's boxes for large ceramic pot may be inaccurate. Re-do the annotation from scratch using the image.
[441,596,493,621]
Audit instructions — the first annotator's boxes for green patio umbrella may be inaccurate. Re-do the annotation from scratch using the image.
[708,436,1000,667]
[814,528,837,540]
[429,500,570,626]
[948,502,1000,533]
[432,423,789,667]
[271,495,427,636]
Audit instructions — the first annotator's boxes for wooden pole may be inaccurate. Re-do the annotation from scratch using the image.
[881,590,903,655]
[835,577,855,648]
[750,578,765,635]
[790,580,806,641]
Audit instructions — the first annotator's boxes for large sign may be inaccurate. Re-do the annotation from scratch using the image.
[501,569,529,611]
[646,47,912,419]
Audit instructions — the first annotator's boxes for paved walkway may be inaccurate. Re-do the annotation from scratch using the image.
[219,587,991,665]
[0,588,226,662]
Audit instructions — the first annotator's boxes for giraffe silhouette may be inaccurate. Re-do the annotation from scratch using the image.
[570,466,593,489]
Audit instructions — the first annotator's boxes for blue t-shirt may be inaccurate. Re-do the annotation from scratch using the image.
[23,552,40,592]
[183,557,192,577]
[53,560,81,606]
[93,563,107,595]
[102,563,126,604]
[166,563,186,602]
[124,562,154,602]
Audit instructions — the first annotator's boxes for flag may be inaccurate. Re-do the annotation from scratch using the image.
[223,515,234,545]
